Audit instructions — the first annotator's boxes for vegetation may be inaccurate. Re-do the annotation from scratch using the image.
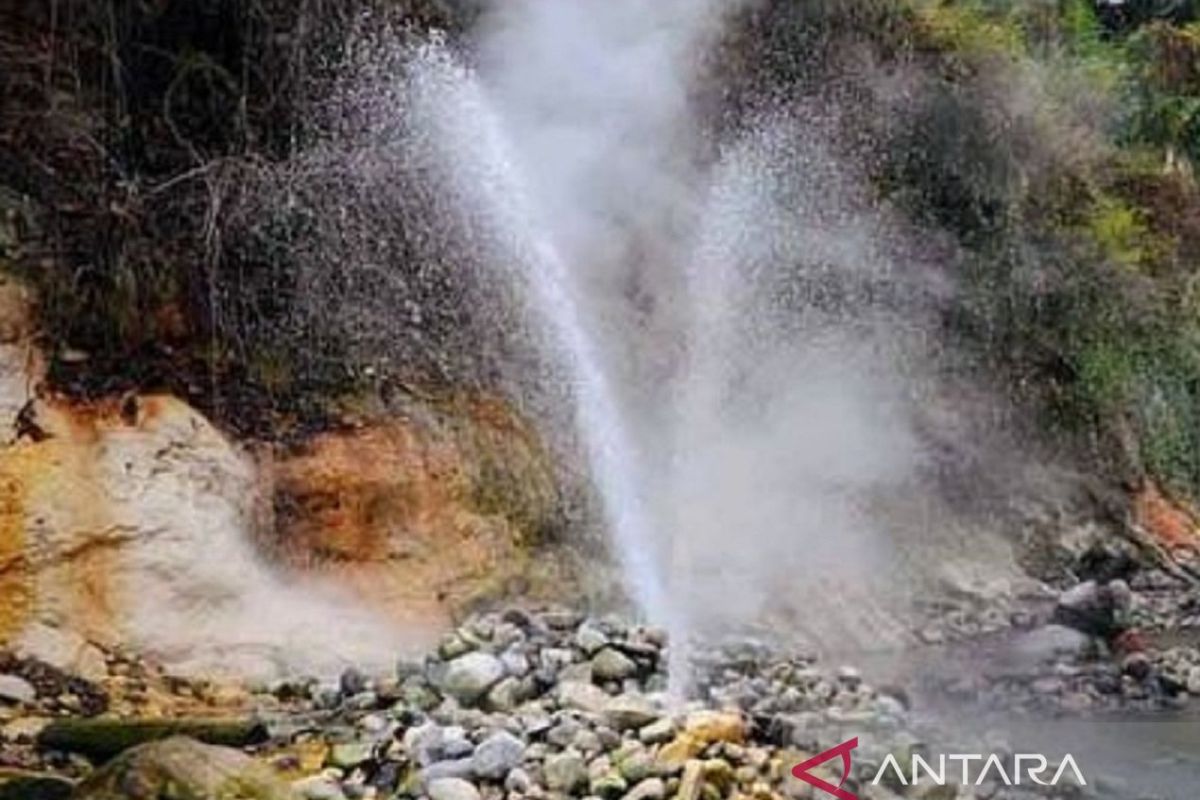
[882,0,1200,497]
[2,0,1200,500]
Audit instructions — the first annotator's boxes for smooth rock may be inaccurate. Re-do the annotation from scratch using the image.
[604,696,659,730]
[328,742,373,769]
[623,777,666,800]
[683,710,746,745]
[677,759,704,800]
[0,771,74,800]
[404,722,445,766]
[504,767,533,794]
[14,624,107,682]
[441,653,505,705]
[544,750,588,793]
[591,771,629,799]
[471,730,525,780]
[427,777,481,800]
[1187,666,1200,695]
[557,681,611,714]
[294,775,347,800]
[421,758,476,784]
[70,736,293,799]
[592,649,638,682]
[616,748,656,783]
[575,625,610,654]
[486,677,524,712]
[637,718,674,744]
[0,675,36,704]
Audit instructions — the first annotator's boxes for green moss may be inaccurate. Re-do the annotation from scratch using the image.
[913,1,1026,58]
[1083,194,1164,268]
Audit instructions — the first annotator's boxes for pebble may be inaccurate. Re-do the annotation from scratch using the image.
[440,653,505,705]
[0,674,36,704]
[544,750,589,793]
[592,648,638,682]
[427,777,481,800]
[471,730,525,780]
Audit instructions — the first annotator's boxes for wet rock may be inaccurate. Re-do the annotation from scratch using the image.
[1013,625,1093,663]
[682,710,746,745]
[440,653,505,706]
[485,677,525,712]
[339,668,369,697]
[592,649,638,682]
[544,750,588,793]
[293,774,347,800]
[677,759,704,800]
[576,624,610,655]
[1187,666,1200,694]
[328,742,373,769]
[0,675,36,704]
[427,777,481,800]
[591,770,629,799]
[0,771,74,800]
[71,736,294,799]
[637,718,674,744]
[13,626,107,683]
[504,767,533,793]
[471,730,524,780]
[604,695,659,730]
[557,681,610,714]
[422,757,476,784]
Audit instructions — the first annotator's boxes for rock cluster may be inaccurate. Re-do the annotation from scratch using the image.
[251,610,1095,800]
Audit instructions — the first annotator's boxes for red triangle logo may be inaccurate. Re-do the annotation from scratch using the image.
[791,737,859,800]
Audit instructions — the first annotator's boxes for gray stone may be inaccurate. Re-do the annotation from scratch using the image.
[636,718,674,744]
[441,653,505,706]
[1187,666,1200,695]
[500,649,531,678]
[438,633,476,661]
[486,677,525,712]
[1014,625,1093,663]
[442,726,474,759]
[427,777,481,800]
[0,674,36,704]
[339,667,369,697]
[575,624,610,654]
[591,771,629,799]
[72,737,294,800]
[422,758,477,784]
[404,722,446,766]
[471,730,525,780]
[604,695,660,730]
[623,777,666,800]
[544,750,589,793]
[677,760,703,800]
[592,649,638,682]
[560,662,595,684]
[557,681,611,714]
[294,775,348,800]
[616,749,656,783]
[505,767,534,794]
[572,728,603,754]
[548,719,583,748]
[328,742,374,769]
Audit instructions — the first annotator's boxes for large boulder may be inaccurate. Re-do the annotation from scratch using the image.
[70,736,296,799]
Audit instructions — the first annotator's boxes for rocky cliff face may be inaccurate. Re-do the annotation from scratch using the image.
[0,279,565,681]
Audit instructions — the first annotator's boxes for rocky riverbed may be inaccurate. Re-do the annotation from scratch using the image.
[2,573,1199,800]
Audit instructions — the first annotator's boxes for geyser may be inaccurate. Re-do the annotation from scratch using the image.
[394,2,923,657]
[275,0,935,676]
